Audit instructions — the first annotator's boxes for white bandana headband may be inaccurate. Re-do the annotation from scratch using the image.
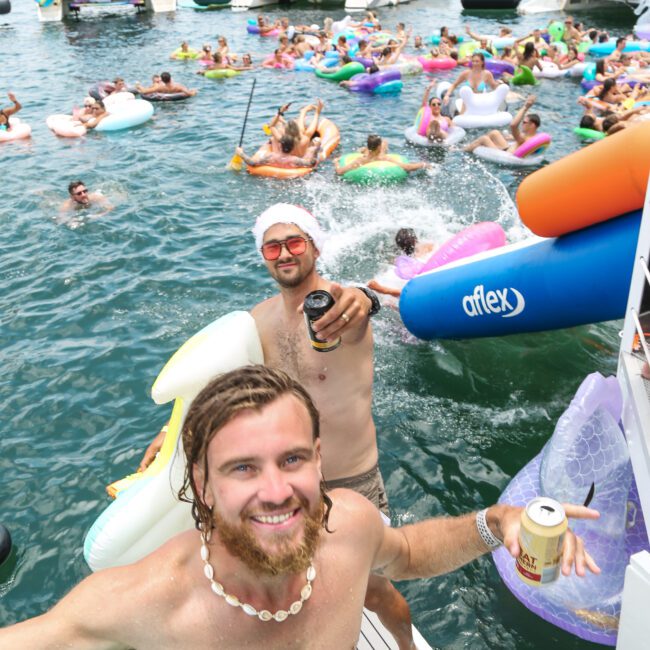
[253,204,326,256]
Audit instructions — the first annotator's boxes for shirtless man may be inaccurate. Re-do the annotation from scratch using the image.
[335,134,430,175]
[108,77,127,95]
[0,365,600,649]
[250,203,418,647]
[60,180,112,214]
[136,71,197,97]
[464,94,539,153]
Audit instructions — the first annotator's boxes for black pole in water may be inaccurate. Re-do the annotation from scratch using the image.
[0,0,11,15]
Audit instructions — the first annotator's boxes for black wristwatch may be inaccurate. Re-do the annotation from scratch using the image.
[357,286,381,317]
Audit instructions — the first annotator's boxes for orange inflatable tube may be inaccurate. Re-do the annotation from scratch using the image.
[516,122,650,237]
[247,118,340,179]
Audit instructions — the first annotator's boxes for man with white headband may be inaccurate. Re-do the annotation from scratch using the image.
[250,203,415,648]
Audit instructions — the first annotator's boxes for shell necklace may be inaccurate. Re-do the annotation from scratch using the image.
[200,529,316,623]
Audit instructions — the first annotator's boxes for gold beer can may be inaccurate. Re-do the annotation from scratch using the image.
[516,497,568,587]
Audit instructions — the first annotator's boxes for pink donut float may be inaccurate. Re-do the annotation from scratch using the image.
[513,132,551,158]
[395,222,507,280]
[417,56,456,72]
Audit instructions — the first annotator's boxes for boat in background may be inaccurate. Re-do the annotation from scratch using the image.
[518,0,640,14]
[36,0,175,22]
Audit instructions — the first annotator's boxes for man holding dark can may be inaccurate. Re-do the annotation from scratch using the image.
[249,203,415,648]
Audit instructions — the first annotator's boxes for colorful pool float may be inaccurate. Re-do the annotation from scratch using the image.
[399,210,641,340]
[339,153,410,185]
[46,114,87,138]
[84,311,264,570]
[452,85,512,129]
[315,61,365,82]
[473,133,551,167]
[493,372,648,646]
[246,118,340,180]
[517,122,650,237]
[395,222,506,280]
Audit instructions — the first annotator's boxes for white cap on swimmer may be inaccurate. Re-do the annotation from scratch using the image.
[253,203,326,255]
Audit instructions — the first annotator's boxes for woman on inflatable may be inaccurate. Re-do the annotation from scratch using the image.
[81,100,108,129]
[442,53,499,107]
[559,45,584,70]
[420,81,452,142]
[464,94,539,153]
[216,36,232,62]
[594,58,625,84]
[516,42,543,74]
[198,44,213,64]
[262,49,294,70]
[0,92,22,131]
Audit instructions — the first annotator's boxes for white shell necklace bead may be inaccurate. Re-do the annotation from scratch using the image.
[200,529,316,623]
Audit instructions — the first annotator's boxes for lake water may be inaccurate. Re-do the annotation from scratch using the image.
[0,0,637,647]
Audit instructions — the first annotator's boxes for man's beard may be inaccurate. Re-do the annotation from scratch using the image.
[272,258,315,289]
[213,496,324,577]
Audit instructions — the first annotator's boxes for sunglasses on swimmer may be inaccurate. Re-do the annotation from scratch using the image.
[261,236,311,261]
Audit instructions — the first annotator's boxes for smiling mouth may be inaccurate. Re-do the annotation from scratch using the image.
[251,508,299,525]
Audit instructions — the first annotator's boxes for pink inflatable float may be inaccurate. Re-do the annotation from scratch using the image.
[417,56,456,72]
[395,222,507,280]
[47,114,87,138]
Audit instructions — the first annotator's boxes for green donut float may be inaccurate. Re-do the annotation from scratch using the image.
[573,127,605,141]
[204,68,241,79]
[339,153,409,185]
[315,62,365,82]
[511,65,538,86]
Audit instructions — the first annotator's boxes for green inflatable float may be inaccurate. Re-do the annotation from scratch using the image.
[511,65,538,86]
[573,127,605,141]
[339,153,409,185]
[548,21,564,42]
[204,69,241,79]
[315,62,365,82]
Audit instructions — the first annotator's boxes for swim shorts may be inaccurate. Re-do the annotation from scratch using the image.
[324,463,389,517]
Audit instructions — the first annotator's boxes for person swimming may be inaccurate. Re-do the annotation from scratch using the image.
[0,92,21,131]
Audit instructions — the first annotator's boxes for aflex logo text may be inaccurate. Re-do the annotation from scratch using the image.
[462,285,525,319]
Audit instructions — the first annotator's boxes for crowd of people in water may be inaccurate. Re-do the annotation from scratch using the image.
[3,9,650,184]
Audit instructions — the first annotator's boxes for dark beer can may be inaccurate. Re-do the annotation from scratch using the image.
[303,290,341,352]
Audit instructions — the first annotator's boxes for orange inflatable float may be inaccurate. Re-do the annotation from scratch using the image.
[516,122,650,237]
[247,118,340,179]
